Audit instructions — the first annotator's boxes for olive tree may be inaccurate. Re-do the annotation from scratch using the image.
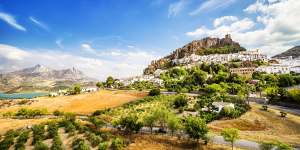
[221,128,239,150]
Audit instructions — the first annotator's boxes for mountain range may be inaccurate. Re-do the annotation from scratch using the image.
[272,46,300,59]
[0,65,95,93]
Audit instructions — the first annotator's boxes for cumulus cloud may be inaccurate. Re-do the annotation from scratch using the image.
[29,16,49,31]
[168,0,188,18]
[213,16,239,27]
[0,12,26,31]
[189,0,237,16]
[0,44,159,80]
[186,0,300,56]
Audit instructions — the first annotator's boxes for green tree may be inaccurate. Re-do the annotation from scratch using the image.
[167,114,181,136]
[111,138,124,150]
[143,112,157,134]
[221,128,239,150]
[106,76,115,88]
[96,82,104,89]
[148,88,161,96]
[184,117,208,141]
[118,114,143,135]
[34,141,49,150]
[173,94,188,108]
[89,116,105,130]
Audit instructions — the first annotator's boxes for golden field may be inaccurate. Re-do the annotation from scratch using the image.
[209,103,300,146]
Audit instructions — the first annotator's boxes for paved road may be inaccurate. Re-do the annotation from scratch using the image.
[212,136,260,150]
[268,104,300,116]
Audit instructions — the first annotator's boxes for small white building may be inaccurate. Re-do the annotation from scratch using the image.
[81,87,98,93]
[212,102,235,113]
[49,92,58,97]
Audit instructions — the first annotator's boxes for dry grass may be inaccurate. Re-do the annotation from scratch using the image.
[0,118,50,134]
[209,103,300,146]
[0,90,147,115]
[126,134,244,150]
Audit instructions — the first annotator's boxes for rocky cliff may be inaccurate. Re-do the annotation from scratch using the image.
[144,35,246,75]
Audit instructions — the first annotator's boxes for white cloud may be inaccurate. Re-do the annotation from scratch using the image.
[213,16,238,27]
[0,12,26,31]
[186,0,300,56]
[81,43,96,53]
[0,44,160,80]
[168,0,188,18]
[55,39,64,49]
[186,17,255,37]
[29,16,49,31]
[189,0,237,16]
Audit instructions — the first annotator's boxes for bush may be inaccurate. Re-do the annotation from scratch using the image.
[173,94,188,108]
[15,108,48,118]
[72,138,90,150]
[34,141,49,150]
[260,142,275,150]
[50,136,63,150]
[98,142,109,150]
[47,122,59,139]
[15,130,30,150]
[111,138,124,150]
[32,125,45,145]
[86,133,102,147]
[148,88,160,96]
[0,130,17,150]
[53,110,64,116]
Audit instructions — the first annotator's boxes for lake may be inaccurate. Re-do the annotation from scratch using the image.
[0,92,47,99]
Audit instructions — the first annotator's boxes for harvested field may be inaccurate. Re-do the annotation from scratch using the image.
[209,103,300,146]
[0,90,147,115]
[0,118,50,134]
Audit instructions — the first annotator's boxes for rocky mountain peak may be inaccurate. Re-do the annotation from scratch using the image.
[144,35,246,75]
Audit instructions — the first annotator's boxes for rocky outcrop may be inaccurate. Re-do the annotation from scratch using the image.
[272,46,300,59]
[144,35,246,75]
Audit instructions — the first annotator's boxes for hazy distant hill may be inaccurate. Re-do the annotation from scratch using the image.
[0,64,95,92]
[272,46,300,59]
[144,35,246,74]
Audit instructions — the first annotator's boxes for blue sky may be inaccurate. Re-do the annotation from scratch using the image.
[0,0,300,80]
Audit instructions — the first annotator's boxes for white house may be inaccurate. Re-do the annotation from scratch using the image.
[81,87,98,93]
[49,92,58,97]
[212,102,235,113]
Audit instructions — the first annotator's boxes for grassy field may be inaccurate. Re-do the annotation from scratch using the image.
[209,103,300,146]
[0,90,147,115]
[0,90,147,134]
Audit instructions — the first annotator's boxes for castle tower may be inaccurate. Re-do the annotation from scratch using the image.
[225,34,231,39]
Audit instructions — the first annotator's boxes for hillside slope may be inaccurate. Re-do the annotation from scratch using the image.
[272,46,300,59]
[144,35,246,75]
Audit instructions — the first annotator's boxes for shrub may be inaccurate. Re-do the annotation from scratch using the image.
[50,136,63,150]
[47,122,59,139]
[34,141,49,150]
[15,108,48,118]
[148,88,160,96]
[173,94,188,109]
[53,110,64,116]
[276,142,292,150]
[15,130,30,150]
[280,112,287,118]
[32,125,45,145]
[0,130,17,150]
[98,142,109,150]
[111,138,124,150]
[92,110,106,116]
[260,142,275,150]
[72,138,90,150]
[65,122,76,135]
[86,133,102,147]
[262,105,268,111]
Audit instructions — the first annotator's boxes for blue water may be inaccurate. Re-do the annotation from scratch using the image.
[0,92,47,99]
